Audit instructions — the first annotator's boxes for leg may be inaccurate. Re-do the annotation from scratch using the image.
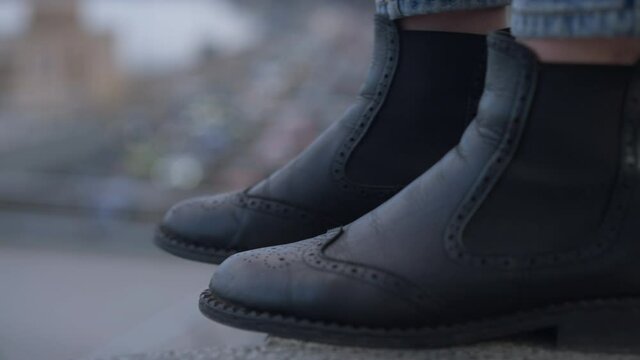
[512,0,640,64]
[401,7,507,34]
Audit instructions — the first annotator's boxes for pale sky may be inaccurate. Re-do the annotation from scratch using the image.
[0,0,259,73]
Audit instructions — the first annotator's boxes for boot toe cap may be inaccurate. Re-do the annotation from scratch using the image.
[209,233,427,328]
[159,193,241,250]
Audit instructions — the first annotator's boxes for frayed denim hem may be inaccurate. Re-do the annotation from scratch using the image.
[512,0,640,38]
[375,0,510,19]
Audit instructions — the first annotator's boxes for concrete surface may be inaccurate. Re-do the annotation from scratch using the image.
[97,338,640,360]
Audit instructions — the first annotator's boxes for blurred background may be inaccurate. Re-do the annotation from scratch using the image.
[0,0,372,359]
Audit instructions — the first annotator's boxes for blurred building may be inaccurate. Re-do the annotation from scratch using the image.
[7,0,124,113]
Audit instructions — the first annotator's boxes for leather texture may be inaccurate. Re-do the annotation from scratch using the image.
[157,16,487,262]
[210,31,640,329]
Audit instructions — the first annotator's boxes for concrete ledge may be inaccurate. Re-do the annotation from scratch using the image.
[98,337,638,360]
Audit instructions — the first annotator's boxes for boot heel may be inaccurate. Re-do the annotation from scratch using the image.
[555,301,640,353]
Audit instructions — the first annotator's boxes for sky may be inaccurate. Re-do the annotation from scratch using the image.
[0,0,259,73]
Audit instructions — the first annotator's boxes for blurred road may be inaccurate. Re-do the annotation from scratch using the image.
[0,210,264,360]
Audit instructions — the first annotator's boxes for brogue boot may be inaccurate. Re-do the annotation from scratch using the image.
[202,31,640,352]
[156,15,488,263]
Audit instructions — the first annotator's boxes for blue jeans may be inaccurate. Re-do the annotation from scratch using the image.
[376,0,640,37]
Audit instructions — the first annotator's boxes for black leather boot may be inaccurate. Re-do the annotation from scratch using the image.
[201,31,640,352]
[155,15,488,263]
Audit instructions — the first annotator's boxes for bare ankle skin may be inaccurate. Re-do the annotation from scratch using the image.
[400,7,508,34]
[521,38,640,65]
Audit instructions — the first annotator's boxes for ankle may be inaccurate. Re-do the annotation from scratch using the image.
[399,7,507,34]
[520,38,640,65]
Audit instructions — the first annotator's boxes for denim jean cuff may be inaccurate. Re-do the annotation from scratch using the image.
[512,1,640,38]
[376,0,511,20]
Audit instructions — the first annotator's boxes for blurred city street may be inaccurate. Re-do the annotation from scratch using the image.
[3,1,632,360]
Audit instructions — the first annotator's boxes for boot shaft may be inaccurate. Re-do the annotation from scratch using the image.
[250,15,488,221]
[464,32,638,259]
[450,31,640,301]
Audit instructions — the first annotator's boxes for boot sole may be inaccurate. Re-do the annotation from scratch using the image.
[154,227,237,264]
[199,289,640,352]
